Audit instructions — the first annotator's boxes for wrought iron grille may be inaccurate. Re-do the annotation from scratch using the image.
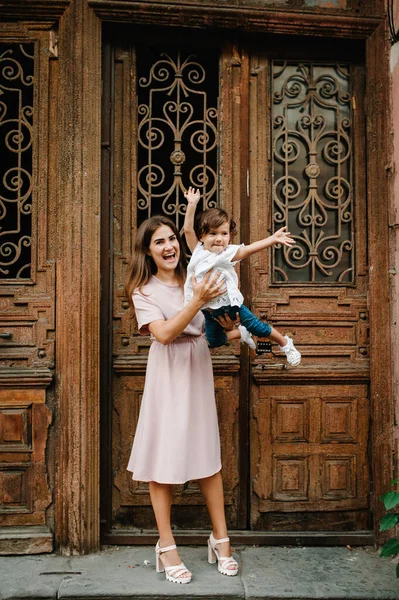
[136,46,219,231]
[0,43,34,280]
[272,61,354,285]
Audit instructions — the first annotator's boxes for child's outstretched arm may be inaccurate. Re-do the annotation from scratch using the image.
[183,186,200,252]
[232,226,295,261]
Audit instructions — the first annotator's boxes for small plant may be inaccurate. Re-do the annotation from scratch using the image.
[380,478,399,577]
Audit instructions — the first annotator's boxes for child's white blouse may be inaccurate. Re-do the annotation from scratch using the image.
[184,242,244,310]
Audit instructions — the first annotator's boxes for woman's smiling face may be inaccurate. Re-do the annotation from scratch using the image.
[148,224,180,274]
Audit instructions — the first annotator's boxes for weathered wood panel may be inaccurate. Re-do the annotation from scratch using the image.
[366,22,394,543]
[248,50,371,531]
[251,384,369,527]
[0,381,52,553]
[55,0,102,554]
[0,25,56,553]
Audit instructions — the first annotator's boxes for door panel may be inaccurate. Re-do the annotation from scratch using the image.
[248,53,370,531]
[252,385,369,529]
[0,37,54,552]
[106,36,243,533]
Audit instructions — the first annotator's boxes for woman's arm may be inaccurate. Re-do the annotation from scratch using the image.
[183,187,200,252]
[232,226,295,261]
[148,271,225,344]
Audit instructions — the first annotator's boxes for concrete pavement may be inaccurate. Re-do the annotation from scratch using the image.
[0,545,398,600]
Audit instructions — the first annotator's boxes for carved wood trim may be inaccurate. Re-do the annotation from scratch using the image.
[0,369,52,389]
[0,1,70,20]
[89,2,381,39]
[252,365,370,384]
[366,22,394,545]
[0,367,53,390]
[258,498,367,512]
[113,354,240,374]
[55,0,101,554]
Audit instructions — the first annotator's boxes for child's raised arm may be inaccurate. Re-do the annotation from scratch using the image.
[232,226,295,261]
[183,187,200,252]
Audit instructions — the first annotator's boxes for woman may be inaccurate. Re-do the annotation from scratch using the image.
[125,215,239,584]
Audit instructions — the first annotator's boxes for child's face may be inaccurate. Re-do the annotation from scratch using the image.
[200,221,230,254]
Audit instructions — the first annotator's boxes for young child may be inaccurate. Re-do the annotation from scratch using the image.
[183,187,301,366]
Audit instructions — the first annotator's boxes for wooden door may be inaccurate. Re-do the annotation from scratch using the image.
[101,28,371,540]
[101,29,244,539]
[248,52,371,533]
[0,35,55,553]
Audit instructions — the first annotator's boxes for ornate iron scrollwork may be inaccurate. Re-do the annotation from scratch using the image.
[0,43,34,280]
[136,47,219,231]
[272,61,354,285]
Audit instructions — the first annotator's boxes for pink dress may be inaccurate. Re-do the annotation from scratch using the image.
[127,276,221,484]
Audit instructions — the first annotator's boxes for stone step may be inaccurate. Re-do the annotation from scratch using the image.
[0,546,398,599]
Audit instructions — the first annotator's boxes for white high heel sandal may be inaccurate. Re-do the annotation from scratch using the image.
[155,541,192,584]
[207,532,239,576]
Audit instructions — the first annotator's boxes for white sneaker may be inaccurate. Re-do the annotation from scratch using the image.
[279,336,301,366]
[238,325,256,350]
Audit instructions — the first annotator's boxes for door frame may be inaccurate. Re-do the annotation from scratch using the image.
[99,17,391,547]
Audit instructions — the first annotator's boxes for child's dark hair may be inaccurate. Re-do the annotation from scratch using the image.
[195,208,236,240]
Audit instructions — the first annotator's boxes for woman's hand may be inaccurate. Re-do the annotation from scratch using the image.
[192,270,226,306]
[184,186,201,206]
[215,312,240,331]
[269,226,295,247]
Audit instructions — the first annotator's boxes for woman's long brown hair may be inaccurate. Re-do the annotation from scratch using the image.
[124,216,187,309]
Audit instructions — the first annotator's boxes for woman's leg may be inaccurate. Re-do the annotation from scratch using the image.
[149,481,191,575]
[198,471,236,570]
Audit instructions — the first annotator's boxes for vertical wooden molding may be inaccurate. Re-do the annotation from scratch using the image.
[366,22,394,543]
[55,0,101,554]
[238,47,250,530]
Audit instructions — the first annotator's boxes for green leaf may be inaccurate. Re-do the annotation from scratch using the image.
[381,491,399,510]
[380,514,399,531]
[396,563,399,578]
[380,538,399,557]
[390,479,398,487]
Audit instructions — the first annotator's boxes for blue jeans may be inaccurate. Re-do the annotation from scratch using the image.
[202,304,272,348]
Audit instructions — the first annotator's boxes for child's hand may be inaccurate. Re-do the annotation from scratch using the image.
[270,226,295,247]
[184,186,201,206]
